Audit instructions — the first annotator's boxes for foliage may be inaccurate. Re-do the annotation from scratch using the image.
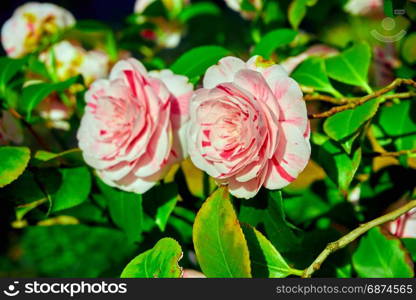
[0,0,415,279]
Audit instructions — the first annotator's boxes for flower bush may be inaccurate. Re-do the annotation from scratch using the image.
[0,0,415,278]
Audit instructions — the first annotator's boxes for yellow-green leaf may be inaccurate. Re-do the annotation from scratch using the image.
[0,146,30,188]
[193,187,252,278]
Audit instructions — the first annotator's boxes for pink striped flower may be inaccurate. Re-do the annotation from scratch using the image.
[188,56,311,199]
[77,58,192,194]
[389,208,416,239]
[1,2,75,58]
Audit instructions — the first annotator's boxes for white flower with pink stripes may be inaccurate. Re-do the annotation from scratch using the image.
[1,2,75,58]
[77,58,192,194]
[187,56,311,199]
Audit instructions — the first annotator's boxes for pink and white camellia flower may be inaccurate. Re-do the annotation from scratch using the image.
[134,0,189,48]
[39,40,110,86]
[389,208,416,239]
[1,2,75,58]
[225,0,263,19]
[344,0,383,16]
[77,58,192,194]
[187,56,311,199]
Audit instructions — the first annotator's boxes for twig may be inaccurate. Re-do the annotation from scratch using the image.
[307,78,416,119]
[365,149,416,157]
[304,92,416,105]
[302,199,416,278]
[8,108,51,151]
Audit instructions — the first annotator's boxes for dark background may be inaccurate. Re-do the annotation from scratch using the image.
[0,0,228,26]
[0,0,136,26]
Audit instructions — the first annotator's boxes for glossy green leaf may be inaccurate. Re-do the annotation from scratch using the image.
[239,190,300,253]
[242,225,293,278]
[178,2,220,22]
[97,179,143,242]
[252,29,297,58]
[263,191,301,252]
[120,238,182,278]
[324,99,379,141]
[143,183,179,231]
[193,187,252,278]
[0,57,27,95]
[263,1,284,24]
[283,191,331,225]
[288,0,317,29]
[19,225,136,277]
[402,238,416,261]
[378,101,416,151]
[352,228,414,278]
[326,43,372,93]
[291,57,340,97]
[313,137,362,191]
[51,167,91,213]
[170,46,230,79]
[20,76,79,120]
[32,149,84,167]
[0,146,30,188]
[336,264,352,278]
[402,33,416,64]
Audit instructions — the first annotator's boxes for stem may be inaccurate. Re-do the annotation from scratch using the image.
[289,268,305,277]
[304,92,416,105]
[302,199,416,278]
[307,78,416,119]
[365,149,416,157]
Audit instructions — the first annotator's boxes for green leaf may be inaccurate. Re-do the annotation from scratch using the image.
[120,238,182,278]
[252,29,297,59]
[143,183,179,231]
[193,187,252,278]
[32,149,84,167]
[263,1,285,24]
[402,238,416,261]
[0,57,27,95]
[288,0,317,29]
[352,228,414,278]
[75,20,110,32]
[20,76,79,120]
[325,43,372,93]
[17,224,137,277]
[97,179,143,242]
[242,224,293,278]
[324,99,379,141]
[51,167,91,213]
[283,191,331,225]
[378,101,416,151]
[402,33,416,64]
[178,2,220,22]
[383,0,394,17]
[336,263,352,278]
[171,46,230,79]
[263,191,301,252]
[288,0,307,29]
[291,57,341,97]
[313,137,361,191]
[239,190,300,253]
[0,146,30,188]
